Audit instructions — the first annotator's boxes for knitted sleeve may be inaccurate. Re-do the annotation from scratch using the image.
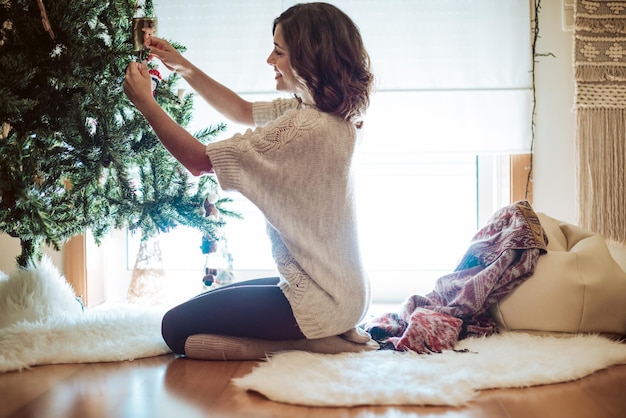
[252,98,300,126]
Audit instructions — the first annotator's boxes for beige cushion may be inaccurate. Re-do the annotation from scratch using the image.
[490,213,626,336]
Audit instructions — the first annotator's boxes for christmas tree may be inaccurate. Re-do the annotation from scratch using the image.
[0,0,235,268]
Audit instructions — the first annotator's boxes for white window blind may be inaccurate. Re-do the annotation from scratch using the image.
[156,0,533,154]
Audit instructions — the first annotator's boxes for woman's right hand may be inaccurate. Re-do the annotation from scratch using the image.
[145,36,188,73]
[124,61,154,111]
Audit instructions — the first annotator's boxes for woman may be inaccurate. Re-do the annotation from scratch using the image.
[124,2,376,360]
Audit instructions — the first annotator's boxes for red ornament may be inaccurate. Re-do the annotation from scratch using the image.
[148,68,162,95]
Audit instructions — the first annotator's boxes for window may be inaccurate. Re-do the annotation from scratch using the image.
[127,0,533,303]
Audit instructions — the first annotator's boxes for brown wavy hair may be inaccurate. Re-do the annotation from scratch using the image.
[273,2,373,125]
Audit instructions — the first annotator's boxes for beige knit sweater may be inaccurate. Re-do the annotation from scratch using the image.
[205,98,370,339]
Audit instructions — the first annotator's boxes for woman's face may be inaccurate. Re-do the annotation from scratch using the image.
[267,24,299,94]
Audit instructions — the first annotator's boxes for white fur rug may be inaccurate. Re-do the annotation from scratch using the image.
[233,332,626,407]
[0,257,170,373]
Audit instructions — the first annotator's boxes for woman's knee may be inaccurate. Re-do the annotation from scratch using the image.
[161,308,185,354]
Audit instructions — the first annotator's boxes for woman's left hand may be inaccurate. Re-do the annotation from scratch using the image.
[123,61,153,110]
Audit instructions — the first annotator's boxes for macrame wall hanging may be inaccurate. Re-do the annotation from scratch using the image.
[574,0,626,244]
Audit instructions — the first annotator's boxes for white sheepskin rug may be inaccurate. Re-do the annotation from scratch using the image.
[233,332,626,407]
[0,257,170,373]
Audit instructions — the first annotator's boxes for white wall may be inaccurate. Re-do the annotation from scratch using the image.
[0,2,582,276]
[532,0,577,224]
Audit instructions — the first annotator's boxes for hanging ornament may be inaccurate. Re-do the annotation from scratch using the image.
[199,193,235,289]
[0,19,13,48]
[201,238,235,290]
[33,173,44,186]
[149,68,161,95]
[62,178,73,191]
[201,235,219,254]
[203,201,219,219]
[206,193,219,205]
[0,122,11,139]
[200,234,218,288]
[132,16,157,61]
[202,265,218,287]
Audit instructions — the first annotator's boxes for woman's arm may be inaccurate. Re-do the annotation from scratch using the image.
[124,62,212,176]
[146,36,254,126]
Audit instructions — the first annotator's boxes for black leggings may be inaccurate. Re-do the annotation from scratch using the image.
[161,277,305,354]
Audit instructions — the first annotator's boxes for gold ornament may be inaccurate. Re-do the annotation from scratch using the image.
[62,178,73,191]
[0,122,11,139]
[0,19,12,48]
[132,17,157,51]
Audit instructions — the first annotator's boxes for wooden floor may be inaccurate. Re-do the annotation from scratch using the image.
[1,354,625,418]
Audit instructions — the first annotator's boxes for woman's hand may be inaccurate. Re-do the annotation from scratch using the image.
[123,59,213,176]
[123,61,154,111]
[145,36,188,73]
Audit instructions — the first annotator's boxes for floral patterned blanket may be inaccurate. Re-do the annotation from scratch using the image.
[364,200,548,353]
